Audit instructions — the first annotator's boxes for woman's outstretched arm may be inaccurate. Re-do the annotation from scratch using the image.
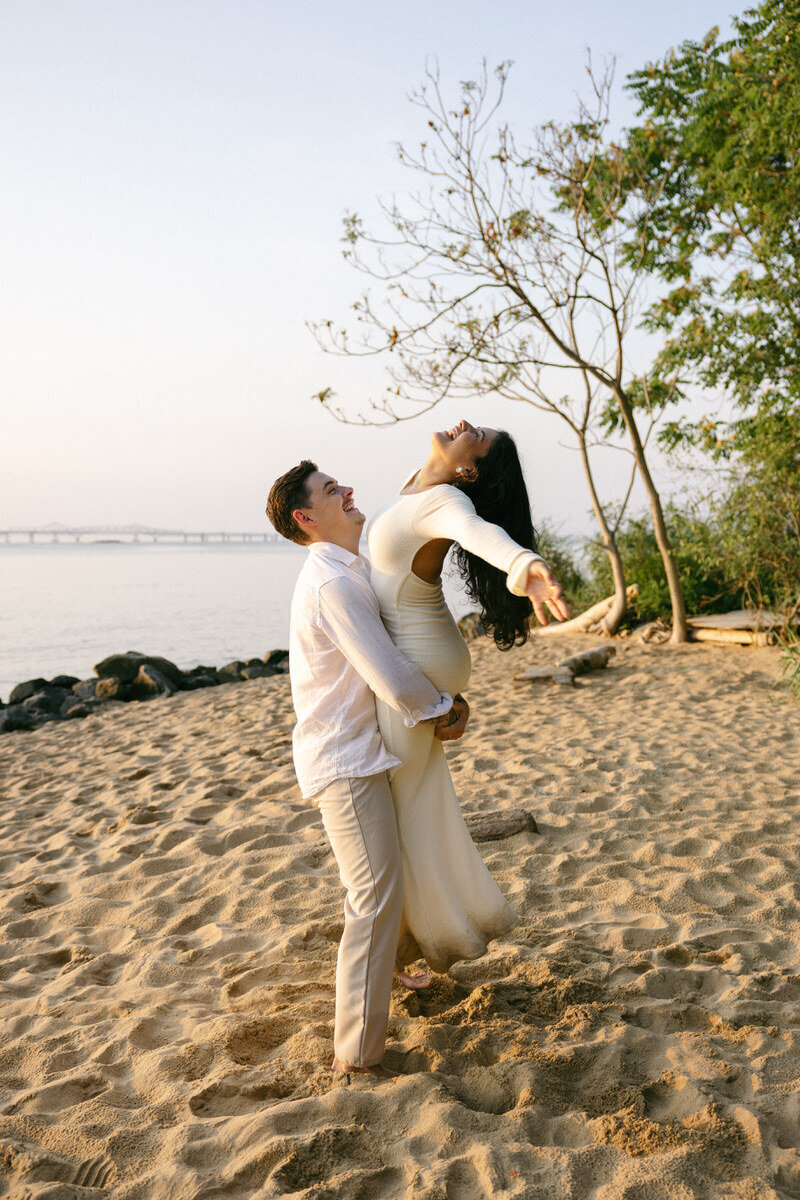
[412,485,567,624]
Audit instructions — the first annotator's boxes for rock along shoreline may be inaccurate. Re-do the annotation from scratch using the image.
[0,649,290,734]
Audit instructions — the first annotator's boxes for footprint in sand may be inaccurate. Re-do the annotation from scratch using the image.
[3,1074,110,1115]
[188,1079,248,1117]
[71,1155,117,1190]
[0,1140,116,1193]
[449,1073,515,1116]
[254,780,291,799]
[642,1071,709,1121]
[189,1068,312,1117]
[125,804,165,826]
[47,1047,84,1073]
[183,808,214,825]
[64,953,126,987]
[471,756,501,773]
[126,767,152,780]
[4,917,45,940]
[21,879,66,908]
[285,921,343,952]
[268,1126,387,1194]
[223,965,276,999]
[161,896,226,935]
[34,947,72,970]
[128,1013,180,1051]
[223,1016,297,1065]
[658,944,694,966]
[670,836,721,858]
[203,784,243,800]
[442,1156,501,1200]
[284,808,322,833]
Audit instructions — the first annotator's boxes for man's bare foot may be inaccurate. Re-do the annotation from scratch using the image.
[330,1056,399,1079]
[394,969,432,990]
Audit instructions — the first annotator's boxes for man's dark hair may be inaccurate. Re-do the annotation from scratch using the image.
[266,460,317,544]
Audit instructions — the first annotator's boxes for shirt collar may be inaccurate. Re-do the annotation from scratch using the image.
[308,541,368,571]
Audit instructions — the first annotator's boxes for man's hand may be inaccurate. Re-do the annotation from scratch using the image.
[525,561,569,626]
[434,693,469,742]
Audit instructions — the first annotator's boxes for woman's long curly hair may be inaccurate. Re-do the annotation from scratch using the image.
[452,431,539,650]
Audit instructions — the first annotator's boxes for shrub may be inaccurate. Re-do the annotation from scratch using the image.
[535,521,592,614]
[584,504,744,624]
[778,629,800,700]
[714,408,800,620]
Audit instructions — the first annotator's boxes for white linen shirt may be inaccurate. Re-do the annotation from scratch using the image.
[289,541,452,799]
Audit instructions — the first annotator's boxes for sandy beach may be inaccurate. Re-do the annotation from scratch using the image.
[1,634,798,1199]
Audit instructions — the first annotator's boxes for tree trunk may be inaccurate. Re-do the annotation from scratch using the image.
[611,384,688,643]
[577,433,628,634]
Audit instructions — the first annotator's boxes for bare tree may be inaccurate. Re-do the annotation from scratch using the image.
[311,60,688,641]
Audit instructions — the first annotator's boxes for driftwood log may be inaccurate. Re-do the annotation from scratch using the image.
[689,627,776,647]
[688,609,783,631]
[685,609,781,646]
[464,810,539,840]
[513,644,616,686]
[537,585,638,635]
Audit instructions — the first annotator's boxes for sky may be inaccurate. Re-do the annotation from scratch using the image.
[1,0,739,539]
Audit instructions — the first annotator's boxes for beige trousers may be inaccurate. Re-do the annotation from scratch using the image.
[314,771,402,1067]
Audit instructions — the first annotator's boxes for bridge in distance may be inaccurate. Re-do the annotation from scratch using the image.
[0,524,280,545]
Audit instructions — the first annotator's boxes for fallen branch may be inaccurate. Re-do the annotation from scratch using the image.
[511,665,575,686]
[536,585,638,635]
[513,645,616,686]
[464,810,539,840]
[559,645,617,675]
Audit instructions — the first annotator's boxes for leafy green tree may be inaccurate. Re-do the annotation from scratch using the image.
[714,408,800,618]
[623,0,800,449]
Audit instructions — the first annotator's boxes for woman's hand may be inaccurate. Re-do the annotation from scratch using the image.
[525,561,569,626]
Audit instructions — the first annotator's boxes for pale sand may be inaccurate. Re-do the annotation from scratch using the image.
[1,636,798,1200]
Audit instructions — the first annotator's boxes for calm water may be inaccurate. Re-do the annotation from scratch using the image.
[0,543,472,702]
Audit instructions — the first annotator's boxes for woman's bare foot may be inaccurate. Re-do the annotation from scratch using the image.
[330,1056,399,1079]
[394,969,432,990]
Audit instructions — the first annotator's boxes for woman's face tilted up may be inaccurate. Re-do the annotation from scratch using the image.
[431,419,498,480]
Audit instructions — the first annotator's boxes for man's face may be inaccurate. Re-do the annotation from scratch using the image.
[295,470,365,543]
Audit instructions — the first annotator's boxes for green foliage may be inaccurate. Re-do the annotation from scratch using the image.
[623,0,800,436]
[534,521,592,613]
[581,406,800,624]
[713,407,800,614]
[584,505,743,624]
[778,628,800,699]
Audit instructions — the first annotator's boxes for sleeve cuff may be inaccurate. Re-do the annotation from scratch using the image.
[506,552,545,597]
[403,691,453,728]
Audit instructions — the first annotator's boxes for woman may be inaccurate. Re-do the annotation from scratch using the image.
[367,419,567,976]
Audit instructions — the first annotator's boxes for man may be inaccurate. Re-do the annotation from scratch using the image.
[266,460,468,1080]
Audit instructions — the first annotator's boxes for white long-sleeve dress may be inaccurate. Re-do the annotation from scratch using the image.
[367,483,543,972]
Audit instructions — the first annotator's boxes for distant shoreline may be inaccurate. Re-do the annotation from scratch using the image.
[1,536,294,547]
